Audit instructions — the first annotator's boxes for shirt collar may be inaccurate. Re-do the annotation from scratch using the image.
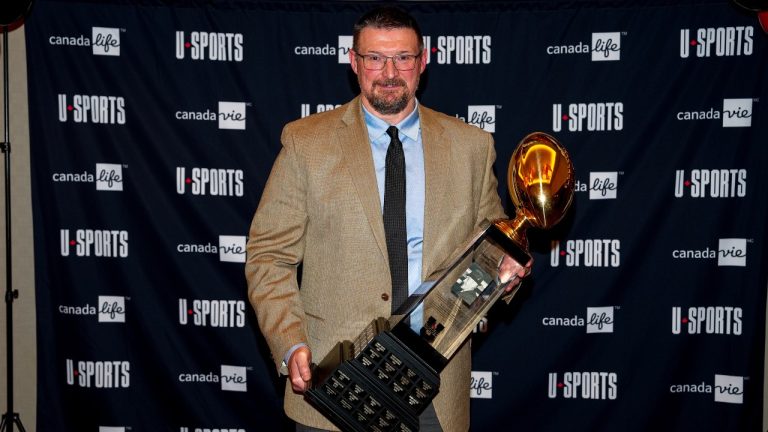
[362,100,420,144]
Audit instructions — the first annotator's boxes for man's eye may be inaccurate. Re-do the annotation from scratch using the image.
[395,55,408,61]
[368,55,382,62]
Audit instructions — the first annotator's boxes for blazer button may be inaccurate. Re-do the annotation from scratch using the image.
[381,293,390,301]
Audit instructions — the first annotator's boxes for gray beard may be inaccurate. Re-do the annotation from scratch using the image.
[369,91,410,115]
[364,77,416,115]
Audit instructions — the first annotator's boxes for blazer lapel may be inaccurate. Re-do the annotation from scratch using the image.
[337,97,389,262]
[420,106,451,277]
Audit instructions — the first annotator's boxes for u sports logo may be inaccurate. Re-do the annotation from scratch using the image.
[679,26,753,58]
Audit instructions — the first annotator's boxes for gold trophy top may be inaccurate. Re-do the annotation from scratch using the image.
[496,132,575,249]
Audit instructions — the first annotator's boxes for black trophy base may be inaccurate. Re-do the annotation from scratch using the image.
[306,331,440,432]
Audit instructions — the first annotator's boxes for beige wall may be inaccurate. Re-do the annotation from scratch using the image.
[0,26,36,432]
[0,22,767,432]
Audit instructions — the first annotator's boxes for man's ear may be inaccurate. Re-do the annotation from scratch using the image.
[349,50,358,75]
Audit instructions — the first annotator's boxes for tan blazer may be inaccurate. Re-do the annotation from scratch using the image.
[246,96,505,431]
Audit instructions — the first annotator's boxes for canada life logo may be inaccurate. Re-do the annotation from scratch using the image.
[672,238,748,267]
[548,372,618,400]
[552,102,623,132]
[679,26,753,58]
[178,365,248,392]
[175,31,243,61]
[66,359,130,388]
[465,106,496,133]
[470,371,493,399]
[550,239,621,267]
[546,32,622,61]
[674,169,747,198]
[670,374,745,404]
[675,98,754,127]
[51,163,125,191]
[300,103,341,118]
[671,306,742,335]
[48,26,122,56]
[574,172,620,200]
[58,94,126,125]
[58,296,128,323]
[178,298,246,328]
[175,102,247,130]
[542,306,616,333]
[176,167,244,197]
[60,229,129,258]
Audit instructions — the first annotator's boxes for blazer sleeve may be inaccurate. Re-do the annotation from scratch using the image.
[245,125,309,372]
[476,132,507,227]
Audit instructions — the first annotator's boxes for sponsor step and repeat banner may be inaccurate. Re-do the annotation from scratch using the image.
[25,1,766,431]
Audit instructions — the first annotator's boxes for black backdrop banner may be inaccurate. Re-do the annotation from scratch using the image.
[25,1,767,431]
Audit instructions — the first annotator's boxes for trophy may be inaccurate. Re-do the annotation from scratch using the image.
[306,132,575,432]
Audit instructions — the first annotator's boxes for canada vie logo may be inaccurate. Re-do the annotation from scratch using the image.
[178,365,248,392]
[178,298,246,328]
[58,94,126,125]
[49,26,122,56]
[552,102,623,132]
[546,32,623,61]
[671,306,742,335]
[674,169,746,198]
[52,163,125,191]
[176,235,246,263]
[670,374,745,404]
[679,26,753,58]
[298,34,492,65]
[548,372,618,399]
[175,102,248,130]
[676,98,755,127]
[175,31,243,61]
[672,238,749,267]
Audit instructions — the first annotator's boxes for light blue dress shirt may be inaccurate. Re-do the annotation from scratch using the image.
[284,102,426,366]
[362,102,426,302]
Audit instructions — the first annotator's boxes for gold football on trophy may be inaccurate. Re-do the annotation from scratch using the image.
[497,132,574,249]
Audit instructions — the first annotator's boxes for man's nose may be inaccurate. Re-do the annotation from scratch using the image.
[382,57,398,78]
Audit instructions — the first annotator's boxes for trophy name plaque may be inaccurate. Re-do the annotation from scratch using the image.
[306,132,575,432]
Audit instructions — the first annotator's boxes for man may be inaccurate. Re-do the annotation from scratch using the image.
[246,6,528,431]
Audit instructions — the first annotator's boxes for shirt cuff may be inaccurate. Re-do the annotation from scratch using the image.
[280,342,308,376]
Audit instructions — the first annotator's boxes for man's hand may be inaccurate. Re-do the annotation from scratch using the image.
[288,345,312,393]
[499,255,533,292]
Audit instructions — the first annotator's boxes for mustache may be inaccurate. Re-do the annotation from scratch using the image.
[373,78,407,88]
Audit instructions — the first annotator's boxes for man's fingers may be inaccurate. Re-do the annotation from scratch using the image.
[288,347,312,393]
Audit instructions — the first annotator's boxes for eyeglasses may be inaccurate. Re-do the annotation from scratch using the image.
[354,51,421,71]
